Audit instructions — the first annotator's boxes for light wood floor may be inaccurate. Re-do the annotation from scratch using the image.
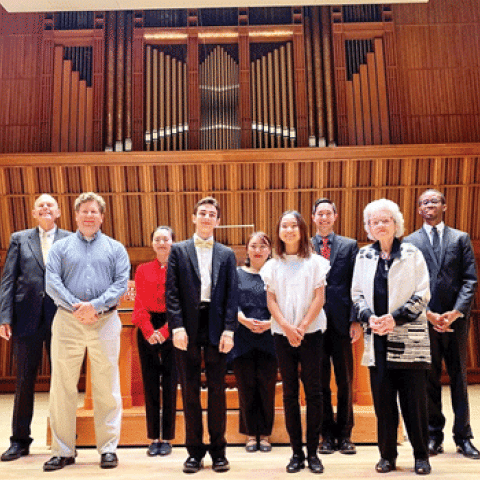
[1,385,480,479]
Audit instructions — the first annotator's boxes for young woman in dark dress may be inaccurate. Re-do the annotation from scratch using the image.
[231,232,277,453]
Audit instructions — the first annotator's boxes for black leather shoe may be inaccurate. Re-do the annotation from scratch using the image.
[318,437,336,454]
[183,456,203,474]
[100,452,118,469]
[307,455,324,474]
[286,454,305,473]
[43,456,75,471]
[212,456,230,472]
[147,442,161,456]
[338,438,356,455]
[375,458,396,473]
[456,439,480,459]
[428,438,443,456]
[414,459,431,475]
[1,443,29,461]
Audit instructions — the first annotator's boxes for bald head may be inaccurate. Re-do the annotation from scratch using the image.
[32,194,60,231]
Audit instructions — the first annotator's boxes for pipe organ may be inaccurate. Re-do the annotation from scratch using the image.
[34,6,402,153]
[145,46,188,151]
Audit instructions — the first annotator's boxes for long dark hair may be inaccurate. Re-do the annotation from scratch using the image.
[244,231,272,267]
[274,210,312,259]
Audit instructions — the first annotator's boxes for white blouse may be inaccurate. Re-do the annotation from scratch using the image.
[260,254,330,335]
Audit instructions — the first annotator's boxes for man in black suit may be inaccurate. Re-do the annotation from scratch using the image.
[166,196,238,473]
[405,189,479,459]
[0,194,70,461]
[311,198,361,455]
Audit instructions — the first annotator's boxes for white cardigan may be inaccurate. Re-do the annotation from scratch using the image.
[351,241,431,368]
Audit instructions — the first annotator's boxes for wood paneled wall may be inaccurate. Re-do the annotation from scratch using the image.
[0,144,479,390]
[394,0,480,144]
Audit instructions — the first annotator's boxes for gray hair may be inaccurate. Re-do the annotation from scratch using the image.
[363,198,405,240]
[74,192,106,214]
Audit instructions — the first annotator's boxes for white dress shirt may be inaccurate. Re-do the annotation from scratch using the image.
[194,233,214,302]
[423,221,445,245]
[39,225,56,264]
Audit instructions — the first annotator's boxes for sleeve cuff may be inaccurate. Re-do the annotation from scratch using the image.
[221,330,234,338]
[172,327,186,335]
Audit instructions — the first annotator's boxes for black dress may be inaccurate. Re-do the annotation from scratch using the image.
[231,268,277,437]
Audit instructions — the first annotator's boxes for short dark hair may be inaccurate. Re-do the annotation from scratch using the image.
[312,197,337,215]
[274,210,312,259]
[151,226,175,242]
[193,196,221,218]
[418,189,446,205]
[245,231,272,267]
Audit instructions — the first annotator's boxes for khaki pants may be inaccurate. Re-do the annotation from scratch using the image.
[49,308,122,457]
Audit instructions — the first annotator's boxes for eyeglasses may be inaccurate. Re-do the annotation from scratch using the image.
[420,198,442,206]
[249,244,269,251]
[369,218,394,228]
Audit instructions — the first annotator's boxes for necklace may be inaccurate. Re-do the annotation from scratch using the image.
[380,251,390,260]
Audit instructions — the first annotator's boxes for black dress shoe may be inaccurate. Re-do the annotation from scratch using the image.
[428,438,443,456]
[100,452,118,469]
[318,437,336,454]
[414,458,431,475]
[338,438,356,455]
[1,443,29,461]
[147,441,172,456]
[456,439,480,459]
[307,455,324,474]
[212,456,230,472]
[375,458,396,473]
[183,456,203,474]
[286,454,305,473]
[43,456,75,471]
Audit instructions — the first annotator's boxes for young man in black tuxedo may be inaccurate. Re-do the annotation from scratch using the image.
[167,197,238,473]
[311,198,361,455]
[405,189,479,460]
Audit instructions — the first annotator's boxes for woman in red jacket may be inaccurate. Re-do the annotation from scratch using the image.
[132,226,177,456]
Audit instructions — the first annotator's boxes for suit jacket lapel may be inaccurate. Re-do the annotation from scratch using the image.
[440,225,451,267]
[186,238,201,280]
[312,235,321,255]
[420,227,439,269]
[211,243,221,291]
[28,228,44,269]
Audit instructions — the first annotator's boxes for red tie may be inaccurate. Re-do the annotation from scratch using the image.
[320,237,331,260]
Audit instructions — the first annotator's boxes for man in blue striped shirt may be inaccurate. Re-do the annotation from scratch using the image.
[44,192,130,472]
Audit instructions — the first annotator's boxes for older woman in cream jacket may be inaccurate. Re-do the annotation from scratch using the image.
[352,199,432,476]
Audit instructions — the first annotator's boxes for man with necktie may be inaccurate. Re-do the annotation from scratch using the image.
[311,198,361,455]
[167,196,238,473]
[405,189,479,459]
[0,194,70,461]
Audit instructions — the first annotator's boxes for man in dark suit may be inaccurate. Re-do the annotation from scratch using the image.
[166,196,238,474]
[405,189,479,459]
[311,198,361,455]
[0,194,70,461]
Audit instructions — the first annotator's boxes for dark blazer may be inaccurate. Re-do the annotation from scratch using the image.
[0,227,71,337]
[404,225,478,321]
[312,233,358,337]
[166,238,238,345]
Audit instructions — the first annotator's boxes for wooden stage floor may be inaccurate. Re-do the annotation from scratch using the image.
[1,385,480,479]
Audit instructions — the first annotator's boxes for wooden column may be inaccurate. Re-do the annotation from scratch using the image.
[93,12,105,151]
[292,14,308,147]
[238,24,251,149]
[132,11,144,151]
[40,16,55,152]
[187,12,200,150]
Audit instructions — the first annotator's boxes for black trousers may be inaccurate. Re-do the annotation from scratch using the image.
[369,353,429,462]
[427,322,472,442]
[175,334,227,460]
[11,320,51,445]
[233,349,277,437]
[137,329,177,441]
[321,328,354,440]
[274,331,323,457]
